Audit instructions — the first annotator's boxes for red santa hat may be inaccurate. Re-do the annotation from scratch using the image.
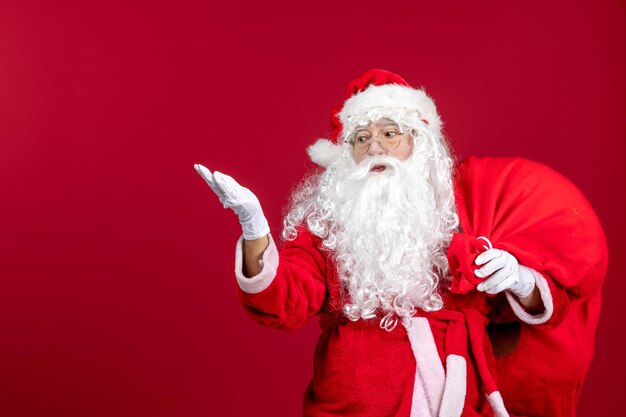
[308,68,442,167]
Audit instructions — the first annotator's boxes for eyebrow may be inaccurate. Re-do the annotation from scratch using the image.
[354,119,399,132]
[377,118,398,127]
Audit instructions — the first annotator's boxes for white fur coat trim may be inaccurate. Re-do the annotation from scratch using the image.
[234,234,279,294]
[410,371,434,417]
[404,317,446,417]
[438,354,467,417]
[505,266,554,325]
[487,391,510,417]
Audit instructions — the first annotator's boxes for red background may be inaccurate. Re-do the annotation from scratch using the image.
[1,1,624,416]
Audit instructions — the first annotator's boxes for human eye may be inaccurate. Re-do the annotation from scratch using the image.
[355,133,371,143]
[383,128,400,137]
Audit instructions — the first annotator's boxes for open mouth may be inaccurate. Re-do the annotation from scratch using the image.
[371,165,387,172]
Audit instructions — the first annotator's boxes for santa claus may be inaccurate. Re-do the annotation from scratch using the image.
[195,69,607,417]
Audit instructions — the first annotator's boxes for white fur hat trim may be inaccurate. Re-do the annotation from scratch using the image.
[338,83,442,140]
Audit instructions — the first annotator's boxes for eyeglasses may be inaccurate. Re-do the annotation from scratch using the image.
[347,126,412,154]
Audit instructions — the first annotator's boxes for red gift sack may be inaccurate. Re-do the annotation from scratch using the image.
[450,156,608,417]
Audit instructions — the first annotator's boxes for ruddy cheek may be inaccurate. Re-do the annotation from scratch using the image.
[395,145,412,161]
[353,151,365,164]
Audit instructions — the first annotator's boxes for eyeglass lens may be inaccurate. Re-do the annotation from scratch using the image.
[352,127,405,154]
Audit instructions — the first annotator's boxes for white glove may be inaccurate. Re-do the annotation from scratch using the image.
[194,164,270,240]
[474,249,535,298]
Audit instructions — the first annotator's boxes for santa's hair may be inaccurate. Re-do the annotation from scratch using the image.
[282,117,459,327]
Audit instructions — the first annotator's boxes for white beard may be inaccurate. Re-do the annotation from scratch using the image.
[330,153,454,323]
[283,127,459,328]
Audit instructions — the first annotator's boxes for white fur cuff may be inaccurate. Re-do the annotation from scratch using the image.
[234,234,279,294]
[505,266,554,325]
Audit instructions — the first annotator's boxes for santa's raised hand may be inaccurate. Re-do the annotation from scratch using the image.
[194,164,269,241]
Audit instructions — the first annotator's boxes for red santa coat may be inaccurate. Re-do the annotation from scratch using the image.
[233,157,607,417]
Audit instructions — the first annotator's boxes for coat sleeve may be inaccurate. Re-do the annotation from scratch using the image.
[503,266,568,326]
[234,228,329,331]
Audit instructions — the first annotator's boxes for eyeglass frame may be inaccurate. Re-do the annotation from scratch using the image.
[345,125,414,154]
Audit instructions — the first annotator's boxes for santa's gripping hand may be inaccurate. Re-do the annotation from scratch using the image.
[194,164,269,240]
[474,249,535,298]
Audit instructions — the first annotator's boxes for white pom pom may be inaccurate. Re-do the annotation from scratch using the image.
[307,139,343,168]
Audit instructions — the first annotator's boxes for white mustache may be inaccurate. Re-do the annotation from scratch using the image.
[345,156,404,181]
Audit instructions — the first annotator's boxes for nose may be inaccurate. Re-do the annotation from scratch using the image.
[366,139,386,156]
